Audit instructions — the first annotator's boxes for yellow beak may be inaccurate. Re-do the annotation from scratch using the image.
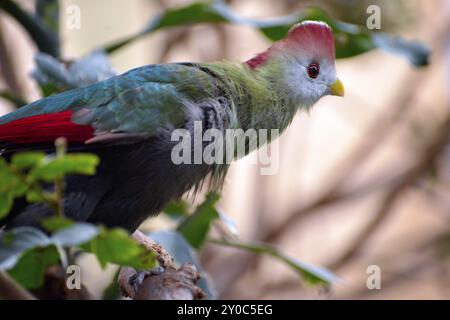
[329,78,345,97]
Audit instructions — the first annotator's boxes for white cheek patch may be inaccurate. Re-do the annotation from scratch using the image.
[285,66,313,106]
[283,66,325,110]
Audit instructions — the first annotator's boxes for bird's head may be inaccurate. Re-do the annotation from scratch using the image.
[246,21,344,109]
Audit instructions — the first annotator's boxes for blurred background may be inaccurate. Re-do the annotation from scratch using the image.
[0,0,449,299]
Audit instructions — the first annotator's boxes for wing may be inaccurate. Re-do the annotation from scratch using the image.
[0,63,221,150]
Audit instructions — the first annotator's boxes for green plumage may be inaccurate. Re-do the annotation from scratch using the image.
[0,20,340,231]
[0,61,297,146]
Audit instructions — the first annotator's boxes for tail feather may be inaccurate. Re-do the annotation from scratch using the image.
[0,87,87,125]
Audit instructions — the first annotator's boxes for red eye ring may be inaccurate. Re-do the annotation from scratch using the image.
[307,63,320,79]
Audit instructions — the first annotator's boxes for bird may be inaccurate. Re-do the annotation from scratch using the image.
[0,21,344,232]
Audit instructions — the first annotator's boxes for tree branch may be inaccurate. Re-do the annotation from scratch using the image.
[118,230,205,300]
[327,111,450,270]
[0,271,36,300]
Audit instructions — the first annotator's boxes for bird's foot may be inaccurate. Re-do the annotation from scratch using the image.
[128,267,164,294]
[118,230,205,300]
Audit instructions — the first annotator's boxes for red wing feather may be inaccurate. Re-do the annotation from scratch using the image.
[0,111,94,144]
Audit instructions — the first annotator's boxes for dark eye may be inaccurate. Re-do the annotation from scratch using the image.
[307,63,320,79]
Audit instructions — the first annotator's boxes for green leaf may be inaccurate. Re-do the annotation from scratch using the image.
[0,158,25,194]
[0,227,51,271]
[11,152,45,170]
[82,228,156,270]
[163,200,190,218]
[30,153,100,182]
[177,192,220,249]
[41,216,74,232]
[0,192,14,220]
[103,1,429,67]
[39,82,60,97]
[50,223,99,247]
[102,269,121,300]
[0,224,155,286]
[0,224,97,272]
[210,238,341,287]
[0,158,27,219]
[105,2,227,53]
[8,245,60,289]
[25,190,45,203]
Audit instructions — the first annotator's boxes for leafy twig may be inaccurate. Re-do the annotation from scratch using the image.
[209,237,340,286]
[102,2,429,66]
[54,138,66,218]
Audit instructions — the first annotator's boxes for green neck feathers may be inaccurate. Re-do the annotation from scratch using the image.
[204,61,299,134]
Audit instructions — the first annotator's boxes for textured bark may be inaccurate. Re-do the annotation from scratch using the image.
[118,231,205,300]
